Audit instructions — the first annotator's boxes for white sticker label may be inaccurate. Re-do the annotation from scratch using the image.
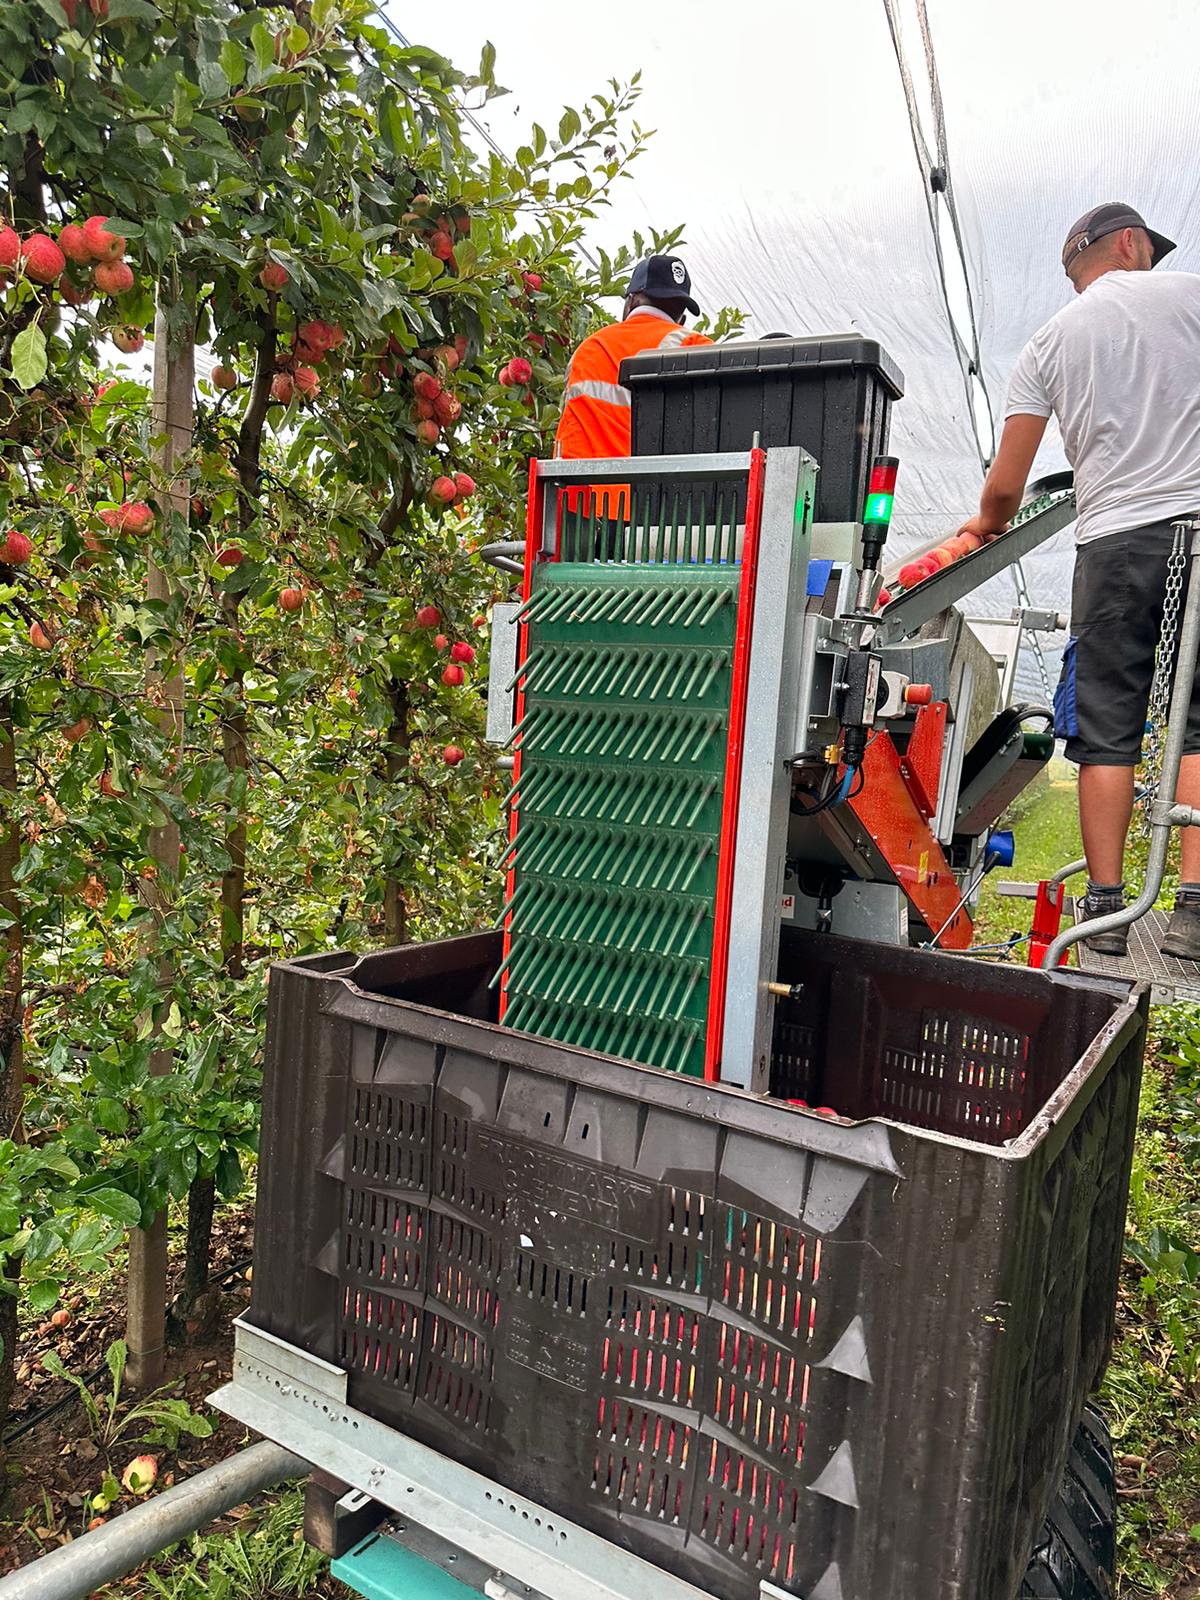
[781,894,796,920]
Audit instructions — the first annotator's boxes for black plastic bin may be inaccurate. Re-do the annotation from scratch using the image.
[622,334,904,525]
[250,930,1145,1600]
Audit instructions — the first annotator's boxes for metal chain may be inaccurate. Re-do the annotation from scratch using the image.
[1141,524,1188,834]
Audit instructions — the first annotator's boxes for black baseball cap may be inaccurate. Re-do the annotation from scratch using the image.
[1061,202,1176,274]
[627,255,700,315]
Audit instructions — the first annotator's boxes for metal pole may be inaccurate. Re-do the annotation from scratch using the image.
[479,540,525,575]
[0,1442,308,1600]
[126,290,194,1389]
[1043,522,1200,968]
[1049,857,1087,889]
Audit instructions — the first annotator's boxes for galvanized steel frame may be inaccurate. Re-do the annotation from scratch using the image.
[718,446,817,1090]
[212,1320,724,1600]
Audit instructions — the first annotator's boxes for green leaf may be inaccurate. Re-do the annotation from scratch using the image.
[28,1279,60,1313]
[86,1188,144,1226]
[559,107,581,144]
[219,39,245,88]
[10,324,47,391]
[197,58,228,100]
[214,1146,244,1199]
[40,1150,81,1181]
[107,1340,127,1387]
[106,0,157,19]
[251,21,275,72]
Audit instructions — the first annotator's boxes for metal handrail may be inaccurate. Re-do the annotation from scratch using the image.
[1043,522,1200,969]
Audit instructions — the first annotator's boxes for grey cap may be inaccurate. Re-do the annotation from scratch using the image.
[1062,202,1176,274]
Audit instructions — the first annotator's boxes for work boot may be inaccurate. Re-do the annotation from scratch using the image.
[1160,902,1200,960]
[1077,884,1129,957]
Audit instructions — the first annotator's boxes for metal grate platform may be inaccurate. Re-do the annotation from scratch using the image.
[1074,909,1200,1005]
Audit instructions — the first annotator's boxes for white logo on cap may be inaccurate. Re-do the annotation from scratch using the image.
[671,260,686,285]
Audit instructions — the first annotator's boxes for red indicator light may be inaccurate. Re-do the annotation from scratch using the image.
[868,456,899,497]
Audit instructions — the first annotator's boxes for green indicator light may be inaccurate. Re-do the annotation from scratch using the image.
[863,491,894,525]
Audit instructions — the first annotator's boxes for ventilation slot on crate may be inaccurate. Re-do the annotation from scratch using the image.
[600,1291,700,1407]
[420,1212,496,1328]
[769,1013,819,1103]
[611,1232,704,1293]
[421,1314,491,1430]
[342,1189,423,1291]
[712,1323,808,1465]
[699,1440,802,1576]
[717,1210,821,1344]
[437,1154,503,1222]
[592,1398,694,1521]
[512,1251,590,1316]
[879,1011,1032,1142]
[349,1086,427,1189]
[338,1286,421,1390]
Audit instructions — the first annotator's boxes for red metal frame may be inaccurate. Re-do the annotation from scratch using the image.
[898,702,947,819]
[705,448,767,1081]
[1028,879,1071,968]
[844,729,973,950]
[498,458,544,1022]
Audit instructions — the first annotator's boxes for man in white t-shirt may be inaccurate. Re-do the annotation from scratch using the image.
[959,202,1200,959]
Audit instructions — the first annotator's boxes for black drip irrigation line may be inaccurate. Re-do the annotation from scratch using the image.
[2,1254,253,1446]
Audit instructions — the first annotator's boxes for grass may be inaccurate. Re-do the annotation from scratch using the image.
[972,762,1083,946]
[1106,1017,1200,1596]
[117,1488,336,1600]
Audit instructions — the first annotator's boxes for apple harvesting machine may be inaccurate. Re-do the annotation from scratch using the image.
[210,333,1147,1600]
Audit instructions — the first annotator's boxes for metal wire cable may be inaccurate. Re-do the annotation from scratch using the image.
[880,0,1053,701]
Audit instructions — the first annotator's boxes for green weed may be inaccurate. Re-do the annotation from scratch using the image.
[126,1489,332,1600]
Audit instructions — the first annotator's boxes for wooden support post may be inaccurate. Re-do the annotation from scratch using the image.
[126,293,193,1390]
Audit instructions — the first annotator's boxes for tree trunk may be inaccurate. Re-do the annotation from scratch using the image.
[0,702,23,1435]
[126,294,193,1390]
[374,490,415,946]
[181,1174,216,1312]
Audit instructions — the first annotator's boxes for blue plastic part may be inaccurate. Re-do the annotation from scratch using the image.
[806,558,834,598]
[986,829,1015,868]
[331,1530,480,1600]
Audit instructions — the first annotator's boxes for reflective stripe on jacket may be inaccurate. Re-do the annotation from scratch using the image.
[554,310,712,462]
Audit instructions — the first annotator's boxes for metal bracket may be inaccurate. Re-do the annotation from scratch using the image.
[212,1320,722,1600]
[1012,606,1067,632]
[484,601,520,746]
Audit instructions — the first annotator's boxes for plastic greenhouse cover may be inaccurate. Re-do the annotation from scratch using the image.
[410,0,1200,697]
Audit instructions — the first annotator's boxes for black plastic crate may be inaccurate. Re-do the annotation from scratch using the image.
[250,930,1144,1600]
[622,334,904,525]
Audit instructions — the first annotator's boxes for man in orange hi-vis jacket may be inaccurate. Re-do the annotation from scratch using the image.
[555,257,712,524]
